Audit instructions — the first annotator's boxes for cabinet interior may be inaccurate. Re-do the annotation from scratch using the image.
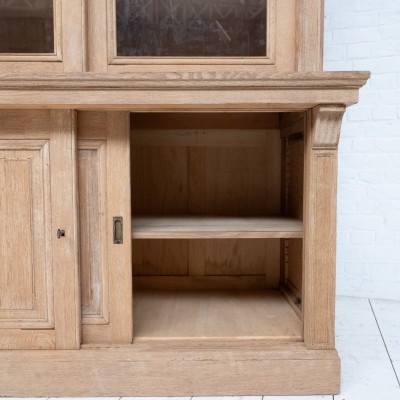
[130,112,305,341]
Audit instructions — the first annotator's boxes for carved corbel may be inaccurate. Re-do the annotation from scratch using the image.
[310,105,346,150]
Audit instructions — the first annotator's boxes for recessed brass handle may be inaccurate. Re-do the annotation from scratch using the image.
[113,217,123,244]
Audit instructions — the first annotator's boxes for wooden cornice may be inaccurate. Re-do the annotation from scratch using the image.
[0,71,370,111]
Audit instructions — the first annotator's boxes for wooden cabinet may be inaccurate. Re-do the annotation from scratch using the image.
[0,0,370,397]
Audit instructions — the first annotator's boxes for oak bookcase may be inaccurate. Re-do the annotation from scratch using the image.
[0,0,369,396]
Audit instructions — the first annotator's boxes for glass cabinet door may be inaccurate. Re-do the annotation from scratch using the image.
[115,0,267,58]
[89,0,300,72]
[0,0,54,54]
[0,0,85,72]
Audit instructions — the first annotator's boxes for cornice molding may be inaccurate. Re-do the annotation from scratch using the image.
[0,71,370,90]
[0,72,370,110]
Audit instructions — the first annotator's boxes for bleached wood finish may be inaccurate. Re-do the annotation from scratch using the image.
[131,115,283,289]
[0,343,340,396]
[296,0,324,72]
[132,290,302,340]
[49,110,81,349]
[0,140,53,330]
[133,241,279,288]
[0,0,369,394]
[77,111,132,345]
[86,0,108,72]
[0,72,370,110]
[132,129,280,147]
[133,276,270,291]
[0,329,55,350]
[78,140,109,326]
[303,105,346,350]
[279,112,305,314]
[0,0,85,73]
[132,216,303,239]
[0,110,80,349]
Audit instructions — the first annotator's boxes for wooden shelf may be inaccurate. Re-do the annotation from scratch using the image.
[133,289,302,340]
[132,216,303,239]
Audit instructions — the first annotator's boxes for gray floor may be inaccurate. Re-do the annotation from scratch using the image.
[4,296,400,400]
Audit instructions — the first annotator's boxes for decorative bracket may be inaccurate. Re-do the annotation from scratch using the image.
[310,105,346,150]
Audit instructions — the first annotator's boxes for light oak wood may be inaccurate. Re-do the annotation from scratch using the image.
[132,290,301,340]
[133,239,280,287]
[0,140,53,329]
[86,0,108,72]
[287,238,304,302]
[133,240,189,276]
[131,117,283,287]
[131,127,281,215]
[0,71,370,89]
[81,324,110,345]
[0,71,370,110]
[133,276,268,291]
[78,140,109,326]
[0,342,340,396]
[296,0,324,72]
[106,112,133,345]
[132,129,280,147]
[0,110,80,349]
[50,110,81,349]
[132,216,303,239]
[303,105,346,350]
[0,329,55,350]
[281,282,302,320]
[77,111,133,345]
[0,0,370,394]
[279,112,305,311]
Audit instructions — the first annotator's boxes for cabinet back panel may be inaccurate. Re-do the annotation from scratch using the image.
[132,113,279,130]
[131,136,281,214]
[133,240,189,276]
[131,113,281,285]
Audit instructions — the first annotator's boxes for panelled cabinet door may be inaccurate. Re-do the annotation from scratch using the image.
[0,110,80,349]
[78,111,132,345]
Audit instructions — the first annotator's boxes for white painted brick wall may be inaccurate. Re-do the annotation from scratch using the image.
[325,0,400,300]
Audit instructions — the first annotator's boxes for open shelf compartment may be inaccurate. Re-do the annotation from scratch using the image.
[133,289,302,340]
[130,112,305,342]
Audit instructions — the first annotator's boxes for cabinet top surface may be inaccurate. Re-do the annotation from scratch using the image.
[0,71,370,111]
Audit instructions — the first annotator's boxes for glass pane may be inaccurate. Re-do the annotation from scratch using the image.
[0,0,54,54]
[116,0,267,57]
